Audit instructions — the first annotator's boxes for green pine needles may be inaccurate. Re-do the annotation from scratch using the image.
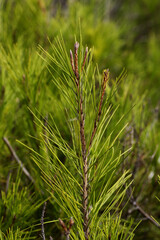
[27,36,135,239]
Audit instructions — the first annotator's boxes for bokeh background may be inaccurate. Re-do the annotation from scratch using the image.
[0,0,160,239]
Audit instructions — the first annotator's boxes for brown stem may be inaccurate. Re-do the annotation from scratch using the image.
[74,42,79,81]
[59,218,68,233]
[81,47,88,72]
[88,69,109,152]
[129,192,160,228]
[80,95,89,239]
[69,217,74,230]
[59,218,74,240]
[135,202,160,228]
[70,42,89,239]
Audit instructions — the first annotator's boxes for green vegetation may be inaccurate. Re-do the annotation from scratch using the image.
[0,0,160,239]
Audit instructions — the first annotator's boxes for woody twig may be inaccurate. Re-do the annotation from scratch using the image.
[70,42,89,240]
[59,218,74,240]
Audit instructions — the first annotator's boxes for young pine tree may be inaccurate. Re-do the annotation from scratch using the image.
[28,36,135,240]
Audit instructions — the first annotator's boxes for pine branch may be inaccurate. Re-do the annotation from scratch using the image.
[38,38,134,239]
[41,202,47,240]
[3,137,35,183]
[135,202,160,228]
[128,187,160,228]
[59,218,74,240]
[88,69,109,153]
[74,42,79,81]
[70,42,89,240]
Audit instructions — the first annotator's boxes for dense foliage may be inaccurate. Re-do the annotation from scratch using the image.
[0,0,160,239]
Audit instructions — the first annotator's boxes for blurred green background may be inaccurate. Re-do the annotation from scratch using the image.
[0,0,160,239]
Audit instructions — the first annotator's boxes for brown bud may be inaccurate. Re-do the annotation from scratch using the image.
[74,42,79,80]
[59,218,67,232]
[69,217,74,229]
[81,46,88,72]
[74,41,80,50]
